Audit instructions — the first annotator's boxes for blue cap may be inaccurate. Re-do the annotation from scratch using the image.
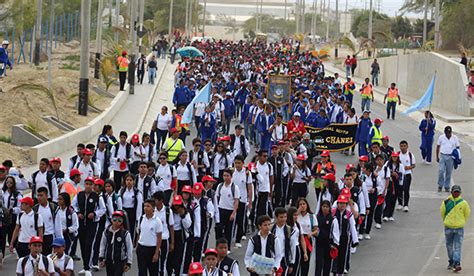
[52,237,66,247]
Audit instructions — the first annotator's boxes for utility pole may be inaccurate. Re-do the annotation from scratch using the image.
[169,0,174,40]
[202,0,207,36]
[368,0,373,57]
[295,0,299,33]
[344,0,348,34]
[434,0,440,50]
[114,0,120,42]
[335,0,339,58]
[311,0,316,45]
[34,0,43,66]
[128,0,137,95]
[138,0,144,53]
[47,0,55,91]
[94,0,104,79]
[284,0,287,20]
[185,0,189,38]
[325,0,329,41]
[256,0,260,33]
[422,0,428,46]
[301,0,305,34]
[79,0,91,116]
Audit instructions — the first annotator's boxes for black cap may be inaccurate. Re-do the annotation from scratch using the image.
[445,126,452,133]
[235,124,243,129]
[451,185,461,193]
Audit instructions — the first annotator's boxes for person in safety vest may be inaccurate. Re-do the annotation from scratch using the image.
[359,78,374,112]
[367,118,383,149]
[343,76,356,105]
[383,83,401,120]
[117,51,129,91]
[161,127,185,163]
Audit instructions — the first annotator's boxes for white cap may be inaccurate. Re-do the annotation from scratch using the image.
[2,40,9,45]
[304,90,311,95]
[225,92,232,96]
[189,78,196,82]
[294,112,301,117]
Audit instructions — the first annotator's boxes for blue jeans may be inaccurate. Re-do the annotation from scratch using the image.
[438,153,454,189]
[386,101,397,119]
[148,68,157,84]
[345,65,351,77]
[372,73,379,86]
[361,98,371,112]
[445,227,464,265]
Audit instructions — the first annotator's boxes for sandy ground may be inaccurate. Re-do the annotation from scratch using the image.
[0,40,119,165]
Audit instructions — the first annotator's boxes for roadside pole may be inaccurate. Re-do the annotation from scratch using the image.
[79,0,91,116]
[94,0,104,79]
[128,0,137,95]
[34,0,43,66]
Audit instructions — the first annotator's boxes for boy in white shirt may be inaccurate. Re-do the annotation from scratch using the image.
[398,140,416,212]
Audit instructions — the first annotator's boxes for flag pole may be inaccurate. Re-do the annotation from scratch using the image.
[426,71,436,135]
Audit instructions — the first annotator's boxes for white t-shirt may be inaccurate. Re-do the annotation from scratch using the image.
[48,253,74,276]
[216,183,240,210]
[37,204,55,236]
[297,213,317,235]
[255,162,274,193]
[16,254,55,275]
[154,206,174,240]
[437,134,460,155]
[17,211,44,243]
[194,102,207,117]
[232,168,253,203]
[291,166,311,183]
[138,215,163,246]
[156,113,172,131]
[156,164,177,191]
[399,151,416,174]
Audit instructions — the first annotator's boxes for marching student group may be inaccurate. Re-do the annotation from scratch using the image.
[0,38,464,276]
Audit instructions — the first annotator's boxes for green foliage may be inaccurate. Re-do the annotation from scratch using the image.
[412,18,434,36]
[60,61,79,70]
[351,10,391,38]
[12,83,60,119]
[441,0,474,48]
[391,16,412,39]
[0,136,12,144]
[62,55,81,62]
[144,0,203,34]
[100,58,116,92]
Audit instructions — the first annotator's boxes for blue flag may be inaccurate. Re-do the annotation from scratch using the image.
[402,74,435,115]
[182,82,211,124]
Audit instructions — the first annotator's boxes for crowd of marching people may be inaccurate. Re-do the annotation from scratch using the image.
[2,37,468,276]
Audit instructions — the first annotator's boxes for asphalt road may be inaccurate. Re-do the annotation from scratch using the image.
[2,65,473,275]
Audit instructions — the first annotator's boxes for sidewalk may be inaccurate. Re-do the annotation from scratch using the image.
[325,63,474,150]
[20,58,169,176]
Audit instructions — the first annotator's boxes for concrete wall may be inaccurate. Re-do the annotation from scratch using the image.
[354,52,470,117]
[30,90,129,163]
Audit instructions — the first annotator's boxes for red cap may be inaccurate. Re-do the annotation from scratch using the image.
[29,236,43,245]
[391,151,400,157]
[346,163,355,171]
[84,176,95,183]
[217,137,223,142]
[112,211,124,217]
[382,135,390,141]
[296,154,306,161]
[82,148,92,155]
[321,150,330,157]
[340,188,351,197]
[170,127,178,134]
[204,248,219,256]
[337,194,349,203]
[121,50,127,56]
[193,182,204,195]
[182,185,192,194]
[189,262,204,274]
[172,195,184,206]
[202,175,217,182]
[359,155,369,162]
[94,179,105,186]
[277,140,286,145]
[222,136,231,141]
[271,145,278,150]
[374,118,383,125]
[69,168,82,178]
[50,157,61,164]
[20,197,35,207]
[322,173,336,182]
[131,134,140,143]
[0,165,6,171]
[247,162,256,171]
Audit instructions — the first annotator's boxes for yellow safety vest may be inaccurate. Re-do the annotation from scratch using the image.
[361,83,373,99]
[344,81,355,95]
[165,137,183,161]
[371,126,382,145]
[387,88,399,102]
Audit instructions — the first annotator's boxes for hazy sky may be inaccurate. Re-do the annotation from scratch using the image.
[331,0,421,17]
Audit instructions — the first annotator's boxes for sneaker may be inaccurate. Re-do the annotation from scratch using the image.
[375,223,382,229]
[227,250,231,255]
[396,205,403,210]
[364,234,371,240]
[350,247,357,254]
[242,236,247,241]
[358,234,364,240]
[85,271,92,276]
[91,265,100,271]
[344,269,349,274]
[389,217,395,221]
[78,270,86,274]
[454,265,462,272]
[424,160,431,165]
[71,255,81,261]
[235,243,242,248]
[383,217,389,222]
[445,188,450,192]
[447,264,453,270]
[438,187,442,192]
[403,206,409,212]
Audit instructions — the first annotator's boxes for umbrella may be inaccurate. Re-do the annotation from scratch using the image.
[176,46,204,57]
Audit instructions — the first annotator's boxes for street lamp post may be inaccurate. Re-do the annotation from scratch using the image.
[47,0,55,91]
[94,0,104,79]
[202,0,207,36]
[138,0,144,53]
[128,0,137,95]
[169,0,174,40]
[368,0,373,57]
[79,0,91,116]
[34,0,42,66]
[422,0,428,46]
[434,0,440,50]
[114,0,120,42]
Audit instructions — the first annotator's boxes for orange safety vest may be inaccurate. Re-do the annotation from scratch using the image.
[60,181,82,201]
[117,56,129,72]
[175,114,189,132]
[387,88,399,102]
[344,81,355,95]
[361,83,373,99]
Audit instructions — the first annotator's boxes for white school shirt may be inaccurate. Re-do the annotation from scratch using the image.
[121,188,143,220]
[244,232,282,269]
[232,135,250,157]
[176,162,197,183]
[291,166,311,183]
[216,183,240,211]
[232,168,253,203]
[2,190,22,215]
[191,197,215,237]
[111,143,131,172]
[17,210,44,243]
[156,113,172,130]
[374,166,390,195]
[48,253,74,276]
[54,207,79,238]
[131,145,143,163]
[399,151,416,174]
[32,170,59,202]
[75,160,100,185]
[95,148,107,173]
[194,102,206,117]
[37,203,55,235]
[437,134,460,155]
[255,162,273,193]
[274,224,298,264]
[154,206,174,240]
[140,144,156,162]
[272,124,287,141]
[212,152,234,178]
[136,174,157,199]
[138,214,163,246]
[156,164,176,191]
[297,213,317,235]
[16,254,55,275]
[188,150,211,169]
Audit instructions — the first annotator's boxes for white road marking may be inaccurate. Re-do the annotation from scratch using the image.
[410,190,451,199]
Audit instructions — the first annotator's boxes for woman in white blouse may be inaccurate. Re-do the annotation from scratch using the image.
[287,206,308,276]
[156,152,177,205]
[296,198,318,276]
[290,154,312,206]
[119,174,143,241]
[139,133,156,163]
[154,106,172,149]
[54,192,79,254]
[211,141,233,184]
[130,134,142,175]
[174,151,197,194]
[1,176,22,256]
